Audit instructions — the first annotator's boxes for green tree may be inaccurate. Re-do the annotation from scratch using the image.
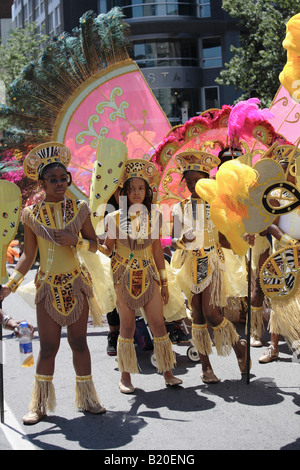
[0,22,49,131]
[0,22,49,92]
[217,0,300,107]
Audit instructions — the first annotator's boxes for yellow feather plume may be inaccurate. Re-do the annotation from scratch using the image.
[195,160,258,255]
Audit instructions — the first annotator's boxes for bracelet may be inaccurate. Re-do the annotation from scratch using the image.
[76,237,90,251]
[5,269,24,293]
[159,269,168,287]
[176,238,186,250]
[98,243,107,256]
[279,234,297,247]
[1,315,12,329]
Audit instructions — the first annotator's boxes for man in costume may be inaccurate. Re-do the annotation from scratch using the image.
[171,150,248,383]
[0,142,106,424]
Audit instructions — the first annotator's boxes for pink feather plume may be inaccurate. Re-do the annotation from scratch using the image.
[228,98,274,145]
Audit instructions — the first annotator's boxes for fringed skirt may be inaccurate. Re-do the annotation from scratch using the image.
[111,254,159,310]
[35,265,102,327]
[111,251,187,319]
[176,244,226,308]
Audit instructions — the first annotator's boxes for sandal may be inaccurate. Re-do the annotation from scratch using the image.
[23,410,46,425]
[201,368,219,384]
[119,381,135,394]
[258,345,279,363]
[84,403,106,414]
[165,377,183,387]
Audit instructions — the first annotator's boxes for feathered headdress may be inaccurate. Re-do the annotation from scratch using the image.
[0,8,171,209]
[227,98,274,149]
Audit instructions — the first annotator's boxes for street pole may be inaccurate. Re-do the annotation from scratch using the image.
[0,297,4,422]
[247,249,252,384]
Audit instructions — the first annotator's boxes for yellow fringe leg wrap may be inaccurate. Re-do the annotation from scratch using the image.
[153,334,176,373]
[269,294,300,354]
[246,306,264,338]
[192,323,213,355]
[75,375,101,411]
[269,310,281,335]
[212,317,239,356]
[117,336,139,374]
[29,374,56,414]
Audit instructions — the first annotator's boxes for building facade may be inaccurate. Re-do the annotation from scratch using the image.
[10,0,241,124]
[98,0,241,124]
[11,0,99,37]
[0,0,13,43]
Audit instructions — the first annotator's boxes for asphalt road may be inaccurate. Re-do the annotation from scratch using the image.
[0,264,299,452]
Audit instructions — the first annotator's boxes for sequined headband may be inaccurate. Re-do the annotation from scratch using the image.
[120,159,160,193]
[175,150,220,174]
[23,142,71,181]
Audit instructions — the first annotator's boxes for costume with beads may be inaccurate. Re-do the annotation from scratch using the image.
[18,141,105,420]
[172,151,243,357]
[106,159,180,374]
[260,192,300,356]
[172,196,226,308]
[106,207,161,310]
[21,196,103,327]
[105,206,186,321]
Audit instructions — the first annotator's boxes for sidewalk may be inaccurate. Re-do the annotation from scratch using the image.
[0,266,299,450]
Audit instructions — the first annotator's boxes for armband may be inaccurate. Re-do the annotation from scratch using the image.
[159,269,168,287]
[279,234,297,247]
[1,315,12,329]
[76,237,90,251]
[176,238,186,250]
[97,240,108,256]
[5,269,24,293]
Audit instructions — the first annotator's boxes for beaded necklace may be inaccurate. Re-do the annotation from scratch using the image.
[35,196,67,281]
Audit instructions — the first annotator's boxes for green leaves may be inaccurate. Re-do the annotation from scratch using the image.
[0,22,49,89]
[217,0,300,106]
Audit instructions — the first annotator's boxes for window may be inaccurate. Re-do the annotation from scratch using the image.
[199,0,210,18]
[34,0,39,18]
[153,88,200,125]
[202,86,219,110]
[105,0,196,18]
[24,4,28,22]
[48,11,54,35]
[201,37,222,68]
[28,0,33,22]
[55,6,61,34]
[134,38,198,68]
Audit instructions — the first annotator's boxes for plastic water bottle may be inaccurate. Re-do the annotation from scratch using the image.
[19,321,34,368]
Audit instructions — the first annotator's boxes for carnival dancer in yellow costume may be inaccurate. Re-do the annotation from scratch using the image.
[99,159,182,393]
[259,147,300,363]
[0,142,106,424]
[171,151,248,383]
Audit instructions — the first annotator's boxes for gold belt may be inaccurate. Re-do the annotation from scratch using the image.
[191,244,216,257]
[115,244,153,261]
[37,265,83,285]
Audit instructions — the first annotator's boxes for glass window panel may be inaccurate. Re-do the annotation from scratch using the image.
[152,88,200,125]
[133,38,198,67]
[106,0,197,17]
[203,87,219,109]
[202,37,222,68]
[199,0,211,18]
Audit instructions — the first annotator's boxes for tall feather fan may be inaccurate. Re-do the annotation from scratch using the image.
[0,8,131,205]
